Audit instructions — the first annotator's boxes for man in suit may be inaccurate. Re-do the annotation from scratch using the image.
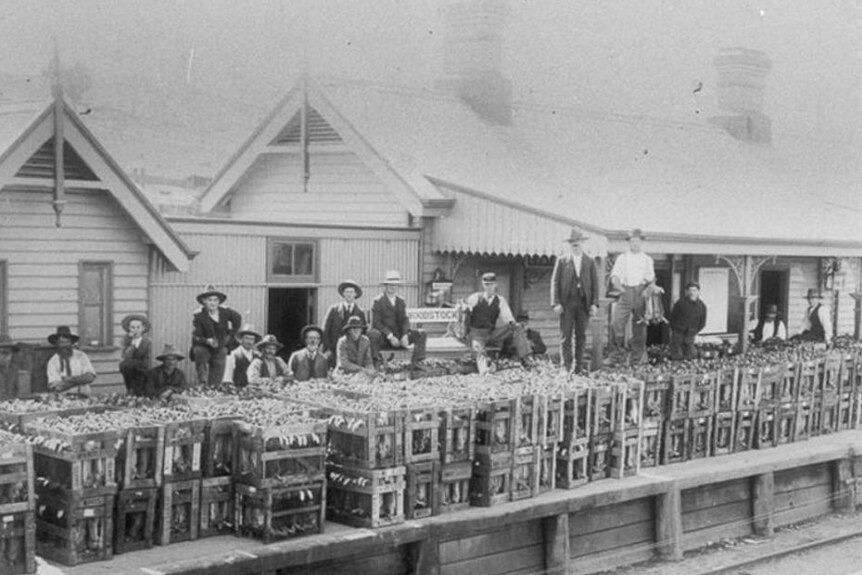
[551,229,599,374]
[222,324,262,388]
[191,285,242,387]
[287,325,330,381]
[322,280,367,366]
[368,270,427,368]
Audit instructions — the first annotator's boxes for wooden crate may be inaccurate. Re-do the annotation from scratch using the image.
[438,406,475,465]
[797,358,825,400]
[538,394,565,448]
[662,418,687,464]
[437,462,471,514]
[116,424,164,490]
[235,482,324,543]
[514,395,540,451]
[688,416,712,459]
[818,394,840,436]
[757,366,784,408]
[640,421,662,468]
[683,373,717,418]
[28,427,120,498]
[469,451,511,507]
[588,433,612,482]
[326,409,404,469]
[114,487,157,554]
[590,387,617,437]
[35,491,114,566]
[734,410,756,452]
[668,376,692,420]
[511,448,538,502]
[562,387,591,443]
[556,438,589,489]
[156,479,200,545]
[537,445,556,494]
[234,420,327,488]
[616,381,644,433]
[778,362,799,403]
[775,403,797,445]
[0,510,35,574]
[0,404,108,432]
[642,375,671,425]
[161,418,207,483]
[0,442,34,515]
[199,476,234,538]
[474,399,516,456]
[712,412,735,456]
[326,464,405,528]
[610,429,640,478]
[795,398,814,442]
[405,462,437,519]
[204,416,240,478]
[736,368,763,412]
[715,368,738,414]
[403,408,439,465]
[756,405,777,449]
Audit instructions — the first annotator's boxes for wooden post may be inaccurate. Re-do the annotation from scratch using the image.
[543,513,570,575]
[654,485,682,561]
[752,471,774,537]
[737,295,758,355]
[409,537,440,575]
[832,459,855,513]
[851,293,862,340]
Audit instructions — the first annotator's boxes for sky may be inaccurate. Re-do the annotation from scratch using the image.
[0,0,859,169]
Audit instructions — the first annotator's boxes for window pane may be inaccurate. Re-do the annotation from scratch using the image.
[295,244,314,276]
[272,243,293,276]
[81,268,104,303]
[81,305,103,345]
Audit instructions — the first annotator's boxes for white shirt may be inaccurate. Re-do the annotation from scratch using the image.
[610,252,655,287]
[801,304,833,341]
[748,318,787,341]
[47,349,96,395]
[571,253,584,275]
[465,292,515,327]
[222,346,258,383]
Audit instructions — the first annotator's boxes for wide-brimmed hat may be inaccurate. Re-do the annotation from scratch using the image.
[236,323,262,342]
[256,334,284,351]
[805,288,824,300]
[564,229,588,244]
[196,284,227,305]
[0,334,19,351]
[382,270,404,285]
[481,272,497,283]
[156,344,185,362]
[342,316,366,333]
[47,326,79,345]
[338,280,363,299]
[764,304,779,316]
[121,314,150,334]
[627,228,646,241]
[300,325,324,341]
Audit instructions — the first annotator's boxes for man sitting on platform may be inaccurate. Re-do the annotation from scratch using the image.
[247,335,291,386]
[222,324,262,388]
[464,273,531,374]
[146,345,188,400]
[368,270,427,369]
[288,325,330,381]
[46,326,96,396]
[336,316,376,376]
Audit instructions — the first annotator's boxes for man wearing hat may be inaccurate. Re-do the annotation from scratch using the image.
[322,280,367,366]
[669,282,708,360]
[222,324,262,388]
[749,304,787,343]
[146,345,187,400]
[464,272,531,374]
[512,312,547,357]
[0,334,22,400]
[46,326,96,395]
[798,289,833,343]
[247,335,291,385]
[608,229,657,365]
[287,325,330,381]
[119,314,152,396]
[551,229,599,373]
[368,270,427,368]
[336,316,376,375]
[191,285,243,387]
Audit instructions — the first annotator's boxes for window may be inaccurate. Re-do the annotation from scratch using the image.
[268,239,317,283]
[78,262,113,347]
[0,261,6,334]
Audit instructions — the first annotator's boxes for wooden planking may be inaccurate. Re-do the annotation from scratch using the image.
[569,497,653,536]
[307,549,409,575]
[773,483,833,526]
[682,500,751,534]
[774,463,831,494]
[152,232,268,285]
[439,545,544,575]
[682,520,752,552]
[570,519,655,558]
[681,477,750,511]
[439,521,543,565]
[572,544,656,575]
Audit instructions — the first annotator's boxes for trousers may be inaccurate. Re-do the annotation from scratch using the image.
[560,296,590,371]
[192,345,227,387]
[367,328,428,364]
[610,286,648,364]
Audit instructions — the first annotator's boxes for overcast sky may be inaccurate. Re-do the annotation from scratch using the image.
[1,0,860,143]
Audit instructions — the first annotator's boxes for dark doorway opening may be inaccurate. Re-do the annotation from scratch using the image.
[647,268,673,346]
[759,270,789,323]
[268,288,317,360]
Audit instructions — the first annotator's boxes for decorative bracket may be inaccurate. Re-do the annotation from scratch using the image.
[715,255,775,297]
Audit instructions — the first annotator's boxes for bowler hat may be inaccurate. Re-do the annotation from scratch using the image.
[121,314,150,334]
[342,316,366,333]
[196,284,227,305]
[805,288,824,300]
[156,344,185,362]
[564,229,588,243]
[382,270,404,285]
[236,323,263,342]
[481,272,497,283]
[338,280,363,299]
[256,334,284,351]
[300,325,324,341]
[627,228,646,241]
[685,281,700,290]
[47,326,79,345]
[764,304,779,316]
[0,334,19,352]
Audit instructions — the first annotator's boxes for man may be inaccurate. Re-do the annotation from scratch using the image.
[46,326,96,396]
[749,304,787,343]
[119,314,152,397]
[513,311,547,357]
[669,282,708,360]
[368,270,427,368]
[146,344,187,400]
[191,285,242,387]
[551,229,599,373]
[464,272,531,374]
[0,334,21,400]
[222,324,262,388]
[247,335,291,385]
[322,280,367,366]
[609,229,656,365]
[336,316,376,375]
[799,289,833,343]
[287,325,330,381]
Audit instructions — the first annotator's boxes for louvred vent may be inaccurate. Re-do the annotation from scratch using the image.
[15,137,99,181]
[272,106,343,145]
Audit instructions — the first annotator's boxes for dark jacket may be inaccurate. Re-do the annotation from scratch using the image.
[670,298,708,335]
[288,348,330,381]
[336,334,373,373]
[322,303,367,354]
[146,365,187,398]
[526,329,547,355]
[192,306,242,350]
[551,254,599,308]
[371,294,410,339]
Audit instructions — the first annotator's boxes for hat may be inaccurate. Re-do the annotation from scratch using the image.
[156,344,185,362]
[342,316,366,333]
[256,334,284,351]
[481,272,497,283]
[121,314,150,334]
[764,304,779,316]
[516,311,530,322]
[627,228,646,241]
[805,288,824,300]
[338,280,363,299]
[236,323,263,342]
[300,325,323,341]
[47,326,79,345]
[685,281,700,290]
[196,284,227,305]
[382,270,404,285]
[0,334,19,352]
[564,229,588,244]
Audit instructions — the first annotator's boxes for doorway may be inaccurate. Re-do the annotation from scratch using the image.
[759,270,789,323]
[268,288,317,359]
[647,268,673,346]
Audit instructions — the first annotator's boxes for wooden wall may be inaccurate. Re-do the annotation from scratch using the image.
[774,463,833,527]
[570,497,656,573]
[439,521,545,575]
[681,477,752,551]
[0,187,150,392]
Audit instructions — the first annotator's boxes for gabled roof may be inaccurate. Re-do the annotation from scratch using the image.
[0,98,195,271]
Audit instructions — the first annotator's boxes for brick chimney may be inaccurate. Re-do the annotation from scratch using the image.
[710,47,772,143]
[435,0,513,125]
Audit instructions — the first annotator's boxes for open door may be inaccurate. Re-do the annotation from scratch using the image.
[267,288,317,359]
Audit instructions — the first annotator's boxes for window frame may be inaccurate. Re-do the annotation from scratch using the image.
[266,238,318,284]
[77,261,114,349]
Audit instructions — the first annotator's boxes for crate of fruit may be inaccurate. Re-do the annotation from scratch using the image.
[326,464,405,528]
[0,508,35,575]
[199,476,234,539]
[35,491,114,566]
[438,406,475,465]
[234,417,327,488]
[405,461,437,519]
[156,478,199,546]
[326,407,404,470]
[235,481,324,543]
[403,407,439,465]
[116,423,164,490]
[139,407,207,483]
[437,461,471,514]
[0,431,34,515]
[469,451,511,507]
[474,398,517,456]
[0,396,106,431]
[114,487,157,554]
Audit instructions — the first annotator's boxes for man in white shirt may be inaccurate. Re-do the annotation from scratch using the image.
[464,272,531,374]
[608,229,656,365]
[46,326,96,396]
[222,324,261,387]
[798,289,833,343]
[749,304,787,343]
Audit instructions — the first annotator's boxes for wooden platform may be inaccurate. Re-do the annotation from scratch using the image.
[50,430,862,575]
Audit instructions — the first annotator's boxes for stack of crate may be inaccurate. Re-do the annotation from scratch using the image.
[662,372,715,463]
[588,384,617,479]
[403,406,439,519]
[610,380,644,478]
[0,430,35,574]
[754,364,786,449]
[511,394,541,502]
[199,415,239,539]
[833,352,856,431]
[470,398,516,506]
[436,406,474,514]
[556,387,590,489]
[734,367,761,452]
[796,358,825,439]
[640,374,671,468]
[113,419,163,554]
[712,368,737,456]
[536,393,563,495]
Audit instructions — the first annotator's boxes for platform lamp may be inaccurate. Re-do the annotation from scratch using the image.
[424,267,453,307]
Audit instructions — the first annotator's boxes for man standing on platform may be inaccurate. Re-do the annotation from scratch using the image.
[464,272,531,374]
[46,326,96,396]
[669,282,708,360]
[551,229,599,374]
[798,289,833,343]
[191,285,242,387]
[322,280,367,366]
[368,270,427,369]
[608,229,656,366]
[222,324,262,388]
